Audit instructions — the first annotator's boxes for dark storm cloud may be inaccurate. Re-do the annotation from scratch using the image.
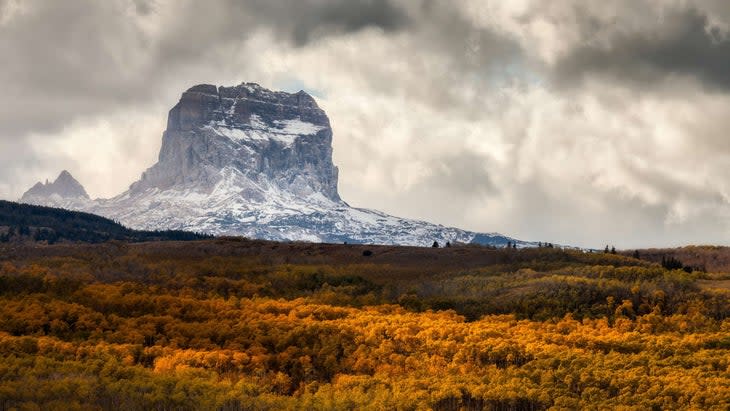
[5,0,730,247]
[243,0,411,46]
[0,0,425,201]
[319,1,526,118]
[0,0,511,158]
[0,1,151,136]
[0,0,525,145]
[131,0,154,15]
[553,6,730,90]
[415,2,524,79]
[0,0,412,140]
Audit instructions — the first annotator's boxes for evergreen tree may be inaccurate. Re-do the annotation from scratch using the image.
[661,255,684,270]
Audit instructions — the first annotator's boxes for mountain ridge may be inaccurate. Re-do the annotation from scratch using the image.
[20,82,533,247]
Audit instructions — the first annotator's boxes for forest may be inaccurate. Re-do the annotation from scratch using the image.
[0,200,209,244]
[0,239,728,410]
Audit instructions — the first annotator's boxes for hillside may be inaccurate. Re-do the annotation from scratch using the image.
[625,246,730,276]
[0,239,728,409]
[0,200,209,244]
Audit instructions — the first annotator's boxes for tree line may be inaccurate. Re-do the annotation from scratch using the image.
[0,200,210,244]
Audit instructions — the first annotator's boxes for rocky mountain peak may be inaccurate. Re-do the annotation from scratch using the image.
[20,170,90,204]
[56,170,78,185]
[17,81,529,247]
[166,83,323,132]
[133,82,340,202]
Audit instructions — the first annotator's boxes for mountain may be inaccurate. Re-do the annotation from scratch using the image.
[20,82,531,247]
[20,170,90,208]
[0,200,209,243]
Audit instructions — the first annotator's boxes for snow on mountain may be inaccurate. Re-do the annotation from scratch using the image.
[19,82,532,247]
[20,170,91,210]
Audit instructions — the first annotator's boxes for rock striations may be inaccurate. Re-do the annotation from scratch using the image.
[20,82,530,246]
[131,83,340,202]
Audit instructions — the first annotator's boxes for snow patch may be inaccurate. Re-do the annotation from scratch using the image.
[249,114,267,129]
[206,116,323,148]
[274,118,324,135]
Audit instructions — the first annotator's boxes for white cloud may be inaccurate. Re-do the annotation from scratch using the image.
[3,0,730,248]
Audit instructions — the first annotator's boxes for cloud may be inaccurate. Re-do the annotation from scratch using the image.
[3,0,730,248]
[553,6,730,91]
[0,0,421,197]
[131,0,154,15]
[247,0,411,46]
[0,0,413,139]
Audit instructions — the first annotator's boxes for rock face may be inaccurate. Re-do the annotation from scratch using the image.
[131,83,340,202]
[19,82,531,247]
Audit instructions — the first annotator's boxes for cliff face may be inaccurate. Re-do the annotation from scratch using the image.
[131,83,340,203]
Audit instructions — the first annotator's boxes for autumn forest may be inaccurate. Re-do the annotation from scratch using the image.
[0,239,728,410]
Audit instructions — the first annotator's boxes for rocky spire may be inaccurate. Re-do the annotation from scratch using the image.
[20,170,90,203]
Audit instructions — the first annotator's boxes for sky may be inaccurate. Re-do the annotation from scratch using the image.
[2,0,730,249]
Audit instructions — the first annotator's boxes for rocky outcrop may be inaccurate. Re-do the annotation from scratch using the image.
[131,83,340,202]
